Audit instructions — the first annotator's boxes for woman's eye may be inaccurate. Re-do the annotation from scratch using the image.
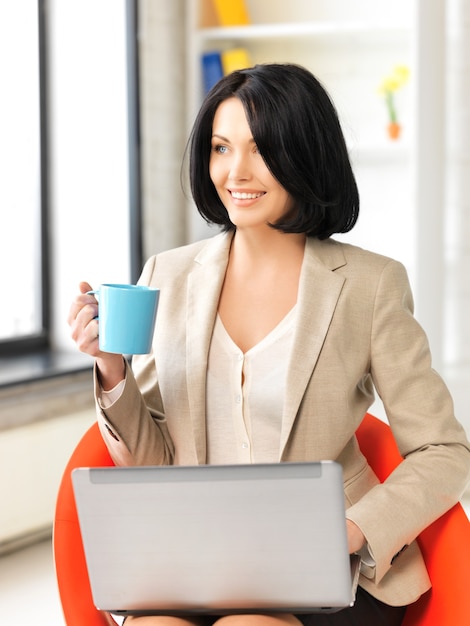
[213,144,228,154]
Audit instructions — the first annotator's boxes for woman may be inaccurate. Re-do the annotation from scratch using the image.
[68,64,470,626]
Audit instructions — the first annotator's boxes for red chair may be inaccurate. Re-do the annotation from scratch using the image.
[356,413,470,626]
[54,414,470,625]
[53,421,118,626]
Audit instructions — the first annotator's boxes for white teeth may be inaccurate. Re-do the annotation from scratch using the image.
[231,191,263,200]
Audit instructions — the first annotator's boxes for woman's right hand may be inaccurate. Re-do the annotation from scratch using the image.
[68,281,126,390]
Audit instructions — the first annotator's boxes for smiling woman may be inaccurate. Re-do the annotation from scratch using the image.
[67,62,470,626]
[189,63,359,238]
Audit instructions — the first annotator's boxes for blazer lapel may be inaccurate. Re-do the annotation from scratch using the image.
[280,238,347,457]
[185,232,233,463]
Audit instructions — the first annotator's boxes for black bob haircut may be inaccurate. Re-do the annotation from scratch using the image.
[188,63,359,239]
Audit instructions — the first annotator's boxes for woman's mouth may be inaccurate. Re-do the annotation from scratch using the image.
[230,191,265,200]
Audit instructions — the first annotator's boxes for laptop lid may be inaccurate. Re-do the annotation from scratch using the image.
[72,461,359,617]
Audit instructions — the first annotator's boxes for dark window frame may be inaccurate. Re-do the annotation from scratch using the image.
[127,0,143,283]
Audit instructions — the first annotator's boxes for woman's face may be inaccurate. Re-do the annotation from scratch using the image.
[209,97,293,231]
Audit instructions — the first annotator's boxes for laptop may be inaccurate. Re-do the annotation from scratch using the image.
[72,461,360,618]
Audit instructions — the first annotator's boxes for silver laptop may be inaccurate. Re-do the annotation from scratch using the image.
[72,461,360,618]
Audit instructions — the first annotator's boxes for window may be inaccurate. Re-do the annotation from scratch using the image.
[0,1,49,354]
[0,0,141,362]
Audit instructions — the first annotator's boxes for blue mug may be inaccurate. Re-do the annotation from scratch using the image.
[88,284,160,355]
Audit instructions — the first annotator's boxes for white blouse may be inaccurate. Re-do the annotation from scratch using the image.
[100,307,297,465]
[206,307,297,465]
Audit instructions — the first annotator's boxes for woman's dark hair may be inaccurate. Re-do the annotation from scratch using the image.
[188,63,359,239]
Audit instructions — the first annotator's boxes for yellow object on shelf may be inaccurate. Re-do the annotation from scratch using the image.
[221,48,252,74]
[211,0,250,26]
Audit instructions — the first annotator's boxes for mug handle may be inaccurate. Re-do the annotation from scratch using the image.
[86,290,99,319]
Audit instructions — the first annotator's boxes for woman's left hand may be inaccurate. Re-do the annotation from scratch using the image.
[346,519,366,554]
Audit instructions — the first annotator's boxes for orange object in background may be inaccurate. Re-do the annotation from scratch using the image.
[387,122,402,140]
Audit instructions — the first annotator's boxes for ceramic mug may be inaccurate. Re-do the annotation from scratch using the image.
[88,284,159,355]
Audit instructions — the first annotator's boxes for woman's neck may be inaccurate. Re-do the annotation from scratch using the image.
[229,227,306,268]
[219,228,306,353]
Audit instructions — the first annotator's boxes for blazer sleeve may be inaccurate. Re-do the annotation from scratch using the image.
[94,357,175,467]
[346,258,470,584]
[92,254,176,466]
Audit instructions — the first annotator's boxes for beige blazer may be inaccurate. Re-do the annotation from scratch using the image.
[96,232,470,607]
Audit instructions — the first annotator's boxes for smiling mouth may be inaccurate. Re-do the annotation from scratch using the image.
[230,191,265,200]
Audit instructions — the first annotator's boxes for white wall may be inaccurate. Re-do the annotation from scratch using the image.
[0,409,95,548]
[442,0,470,438]
[138,0,188,260]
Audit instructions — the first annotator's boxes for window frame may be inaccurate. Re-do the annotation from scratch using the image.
[127,0,143,284]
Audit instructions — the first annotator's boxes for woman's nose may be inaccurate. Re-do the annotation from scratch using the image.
[228,153,251,181]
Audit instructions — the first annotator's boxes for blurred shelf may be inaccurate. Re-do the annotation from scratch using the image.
[197,20,411,44]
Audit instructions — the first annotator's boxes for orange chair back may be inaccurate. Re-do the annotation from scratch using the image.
[356,413,470,626]
[53,422,118,626]
[55,415,470,625]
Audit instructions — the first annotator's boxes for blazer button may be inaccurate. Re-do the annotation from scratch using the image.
[391,544,409,565]
[105,422,120,442]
